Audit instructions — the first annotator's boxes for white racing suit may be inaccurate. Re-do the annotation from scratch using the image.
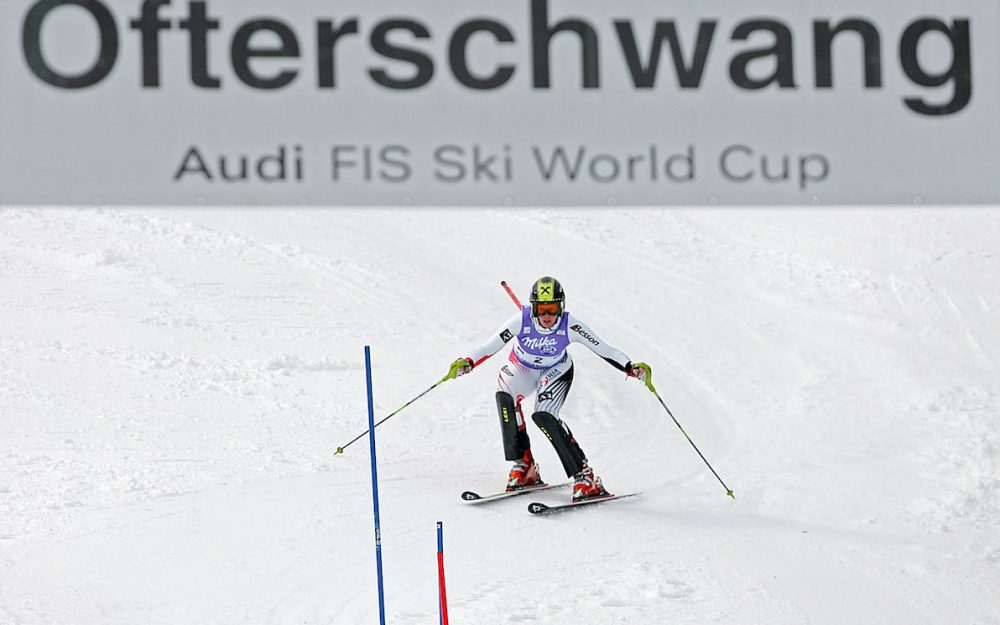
[464,306,632,477]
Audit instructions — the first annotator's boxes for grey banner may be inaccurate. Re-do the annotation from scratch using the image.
[2,0,998,206]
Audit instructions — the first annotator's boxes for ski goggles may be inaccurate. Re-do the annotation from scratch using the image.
[533,302,562,316]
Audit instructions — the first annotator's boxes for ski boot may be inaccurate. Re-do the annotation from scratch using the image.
[572,464,610,501]
[506,450,543,491]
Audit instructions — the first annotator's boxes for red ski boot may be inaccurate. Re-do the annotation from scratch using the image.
[506,450,543,491]
[572,465,610,501]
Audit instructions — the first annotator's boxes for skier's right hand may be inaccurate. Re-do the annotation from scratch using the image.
[446,357,473,380]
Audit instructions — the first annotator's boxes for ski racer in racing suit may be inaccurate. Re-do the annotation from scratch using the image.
[446,276,652,502]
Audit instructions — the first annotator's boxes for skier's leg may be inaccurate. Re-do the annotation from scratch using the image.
[495,391,530,460]
[530,359,589,477]
[496,352,540,461]
[531,359,609,498]
[532,410,588,476]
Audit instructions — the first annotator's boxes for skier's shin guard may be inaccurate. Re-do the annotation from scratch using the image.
[496,391,529,460]
[531,411,587,476]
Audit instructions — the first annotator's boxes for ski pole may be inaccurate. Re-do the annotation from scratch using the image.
[500,280,522,307]
[335,375,450,455]
[649,387,735,499]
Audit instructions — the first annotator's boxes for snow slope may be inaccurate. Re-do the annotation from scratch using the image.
[1,207,998,625]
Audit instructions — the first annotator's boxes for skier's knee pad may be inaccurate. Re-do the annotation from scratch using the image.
[496,391,529,460]
[531,411,587,476]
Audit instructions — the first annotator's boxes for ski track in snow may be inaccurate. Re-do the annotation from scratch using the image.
[1,207,999,625]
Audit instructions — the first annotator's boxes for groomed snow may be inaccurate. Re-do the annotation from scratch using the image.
[1,207,998,625]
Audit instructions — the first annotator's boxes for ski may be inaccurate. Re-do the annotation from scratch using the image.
[527,492,640,515]
[461,481,569,504]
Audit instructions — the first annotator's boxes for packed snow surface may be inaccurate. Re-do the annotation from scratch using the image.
[1,207,998,625]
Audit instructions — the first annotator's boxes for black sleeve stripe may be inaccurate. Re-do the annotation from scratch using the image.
[604,357,629,372]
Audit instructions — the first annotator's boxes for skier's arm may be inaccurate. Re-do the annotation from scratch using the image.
[567,316,654,388]
[463,312,521,369]
[566,315,633,371]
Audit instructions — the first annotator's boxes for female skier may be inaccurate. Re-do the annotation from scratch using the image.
[446,277,652,501]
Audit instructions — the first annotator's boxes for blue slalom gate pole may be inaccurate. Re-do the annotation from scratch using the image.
[365,346,386,625]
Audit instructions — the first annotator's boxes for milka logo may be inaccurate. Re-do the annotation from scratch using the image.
[521,336,559,351]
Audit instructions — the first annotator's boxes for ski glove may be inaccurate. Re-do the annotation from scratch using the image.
[446,358,473,380]
[626,361,655,392]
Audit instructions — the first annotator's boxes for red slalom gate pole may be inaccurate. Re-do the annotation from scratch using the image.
[500,280,521,308]
[436,521,449,625]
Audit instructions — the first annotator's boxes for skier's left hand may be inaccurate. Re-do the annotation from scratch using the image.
[627,361,654,391]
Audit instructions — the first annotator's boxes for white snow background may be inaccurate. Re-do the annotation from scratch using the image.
[1,207,998,625]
